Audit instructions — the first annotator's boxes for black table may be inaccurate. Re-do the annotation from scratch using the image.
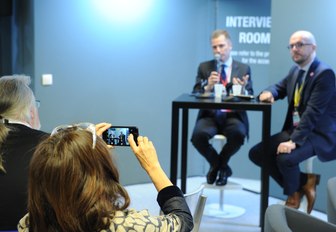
[170,93,272,229]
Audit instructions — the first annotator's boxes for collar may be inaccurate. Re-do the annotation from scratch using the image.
[0,118,32,128]
[224,56,233,67]
[217,56,233,67]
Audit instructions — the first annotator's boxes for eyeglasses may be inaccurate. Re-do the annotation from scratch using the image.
[51,122,97,149]
[35,100,41,108]
[287,42,312,50]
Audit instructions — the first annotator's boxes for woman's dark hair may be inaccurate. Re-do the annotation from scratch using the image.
[27,129,130,231]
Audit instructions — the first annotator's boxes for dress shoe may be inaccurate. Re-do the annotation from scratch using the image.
[285,191,303,209]
[206,166,219,184]
[215,167,232,186]
[302,173,320,214]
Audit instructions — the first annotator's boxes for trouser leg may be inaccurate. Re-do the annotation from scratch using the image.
[218,117,246,169]
[277,141,315,195]
[191,117,219,166]
[248,131,291,188]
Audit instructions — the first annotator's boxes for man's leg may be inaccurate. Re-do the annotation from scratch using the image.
[276,141,319,213]
[191,117,219,184]
[248,131,291,188]
[216,117,246,185]
[276,142,314,195]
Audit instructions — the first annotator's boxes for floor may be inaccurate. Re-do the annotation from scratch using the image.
[125,176,327,232]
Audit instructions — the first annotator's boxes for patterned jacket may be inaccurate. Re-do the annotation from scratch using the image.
[18,186,193,232]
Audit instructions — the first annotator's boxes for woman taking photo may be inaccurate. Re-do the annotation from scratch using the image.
[18,123,193,232]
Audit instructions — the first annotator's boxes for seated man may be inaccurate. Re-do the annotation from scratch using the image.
[249,30,336,214]
[191,29,253,186]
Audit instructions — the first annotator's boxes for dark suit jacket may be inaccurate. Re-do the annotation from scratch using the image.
[265,58,336,162]
[0,124,48,230]
[192,59,253,137]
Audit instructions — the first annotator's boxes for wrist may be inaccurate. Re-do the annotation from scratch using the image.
[204,84,213,92]
[145,163,161,174]
[147,165,173,192]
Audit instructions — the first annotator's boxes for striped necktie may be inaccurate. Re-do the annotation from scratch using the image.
[220,64,227,86]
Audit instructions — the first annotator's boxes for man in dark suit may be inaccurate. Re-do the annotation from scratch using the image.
[0,76,112,230]
[249,30,336,214]
[0,75,48,230]
[191,29,253,186]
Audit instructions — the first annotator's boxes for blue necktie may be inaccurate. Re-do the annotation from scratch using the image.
[220,64,227,86]
[296,69,305,88]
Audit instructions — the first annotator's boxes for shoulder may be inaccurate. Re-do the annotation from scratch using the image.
[16,125,49,140]
[6,124,49,148]
[309,58,335,80]
[315,59,335,75]
[199,60,215,69]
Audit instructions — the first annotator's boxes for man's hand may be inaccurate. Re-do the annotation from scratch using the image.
[259,91,274,103]
[205,71,220,91]
[232,74,249,86]
[277,140,296,154]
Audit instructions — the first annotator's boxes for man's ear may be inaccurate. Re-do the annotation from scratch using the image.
[29,104,41,129]
[28,106,35,127]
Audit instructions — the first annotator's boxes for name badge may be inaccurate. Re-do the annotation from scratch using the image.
[293,109,300,127]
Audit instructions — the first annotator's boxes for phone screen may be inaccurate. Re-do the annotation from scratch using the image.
[102,126,139,146]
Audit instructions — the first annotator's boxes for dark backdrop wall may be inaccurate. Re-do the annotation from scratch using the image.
[0,0,34,87]
[0,0,13,76]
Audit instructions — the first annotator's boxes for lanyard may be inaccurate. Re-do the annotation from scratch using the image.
[294,83,304,107]
[293,70,305,108]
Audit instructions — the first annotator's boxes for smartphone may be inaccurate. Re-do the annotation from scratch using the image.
[102,126,139,146]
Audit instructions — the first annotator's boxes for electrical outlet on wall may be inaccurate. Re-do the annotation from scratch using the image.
[42,74,53,85]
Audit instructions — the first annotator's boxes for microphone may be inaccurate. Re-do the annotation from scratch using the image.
[214,53,221,73]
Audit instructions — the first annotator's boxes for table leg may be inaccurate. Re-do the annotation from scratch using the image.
[260,107,271,231]
[181,109,189,193]
[170,103,179,186]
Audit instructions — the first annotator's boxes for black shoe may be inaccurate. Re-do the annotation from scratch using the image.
[215,167,232,186]
[225,166,233,177]
[206,166,219,184]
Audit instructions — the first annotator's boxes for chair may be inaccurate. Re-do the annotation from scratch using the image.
[275,156,317,212]
[327,177,336,224]
[160,185,207,232]
[264,204,336,232]
[183,186,207,232]
[303,156,316,174]
[297,156,317,212]
[203,134,246,218]
[264,176,336,232]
